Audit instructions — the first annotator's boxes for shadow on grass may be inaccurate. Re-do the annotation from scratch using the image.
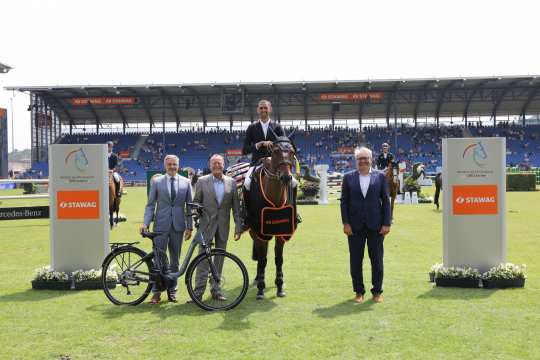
[417,286,497,300]
[312,299,375,318]
[87,286,277,327]
[0,288,77,302]
[216,287,279,331]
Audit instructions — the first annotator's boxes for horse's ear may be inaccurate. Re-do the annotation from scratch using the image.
[287,127,296,140]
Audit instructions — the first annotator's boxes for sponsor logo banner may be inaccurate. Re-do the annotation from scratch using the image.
[319,92,384,102]
[57,190,100,219]
[71,97,137,106]
[0,206,50,221]
[452,184,498,215]
[225,149,242,156]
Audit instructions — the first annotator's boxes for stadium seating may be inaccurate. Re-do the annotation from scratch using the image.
[23,124,540,181]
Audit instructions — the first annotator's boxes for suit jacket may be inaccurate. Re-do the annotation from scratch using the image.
[340,169,391,232]
[242,120,285,165]
[193,174,241,243]
[143,174,193,232]
[108,152,119,170]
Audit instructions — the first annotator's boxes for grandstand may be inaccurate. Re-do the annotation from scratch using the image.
[6,76,540,182]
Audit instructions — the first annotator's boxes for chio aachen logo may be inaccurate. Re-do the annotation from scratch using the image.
[65,147,89,172]
[462,141,488,167]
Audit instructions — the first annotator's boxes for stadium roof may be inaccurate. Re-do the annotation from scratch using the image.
[0,62,13,73]
[6,75,540,130]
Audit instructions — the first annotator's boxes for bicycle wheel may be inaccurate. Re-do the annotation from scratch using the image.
[186,249,249,311]
[102,246,153,305]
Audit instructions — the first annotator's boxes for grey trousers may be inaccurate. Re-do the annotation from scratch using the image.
[193,230,227,298]
[152,227,183,295]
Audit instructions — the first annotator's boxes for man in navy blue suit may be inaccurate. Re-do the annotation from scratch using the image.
[340,146,391,304]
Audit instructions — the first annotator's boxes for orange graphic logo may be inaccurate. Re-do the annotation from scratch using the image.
[57,190,100,219]
[452,185,498,215]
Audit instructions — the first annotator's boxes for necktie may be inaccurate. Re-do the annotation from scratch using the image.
[170,177,176,202]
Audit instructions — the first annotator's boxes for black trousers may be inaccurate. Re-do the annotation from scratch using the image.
[347,225,384,295]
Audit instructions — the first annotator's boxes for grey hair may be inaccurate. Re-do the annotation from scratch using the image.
[209,153,224,163]
[258,99,272,108]
[163,154,180,166]
[107,141,114,146]
[354,146,373,160]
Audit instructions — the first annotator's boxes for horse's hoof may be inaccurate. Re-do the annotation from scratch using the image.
[256,293,265,300]
[277,290,286,298]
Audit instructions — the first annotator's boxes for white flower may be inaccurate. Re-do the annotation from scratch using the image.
[33,266,69,282]
[481,263,526,281]
[434,265,480,280]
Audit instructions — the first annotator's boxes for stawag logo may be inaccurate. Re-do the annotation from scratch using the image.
[452,185,498,215]
[57,190,100,219]
[65,147,89,172]
[59,201,97,209]
[462,141,488,167]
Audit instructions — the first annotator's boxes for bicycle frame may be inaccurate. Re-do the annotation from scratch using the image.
[122,224,219,286]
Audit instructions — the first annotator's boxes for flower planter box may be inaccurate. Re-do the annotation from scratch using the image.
[75,280,116,290]
[31,280,71,290]
[482,278,525,289]
[435,278,480,288]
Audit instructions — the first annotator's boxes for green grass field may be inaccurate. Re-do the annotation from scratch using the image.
[0,186,539,360]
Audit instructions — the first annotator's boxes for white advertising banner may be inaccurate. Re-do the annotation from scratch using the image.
[49,144,109,272]
[442,138,506,272]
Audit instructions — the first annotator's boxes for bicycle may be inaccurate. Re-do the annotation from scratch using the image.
[101,202,249,311]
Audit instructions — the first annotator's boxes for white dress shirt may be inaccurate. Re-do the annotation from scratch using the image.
[260,119,270,139]
[359,168,372,198]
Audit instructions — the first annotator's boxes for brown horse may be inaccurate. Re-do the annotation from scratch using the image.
[108,172,124,228]
[244,135,297,300]
[385,161,399,220]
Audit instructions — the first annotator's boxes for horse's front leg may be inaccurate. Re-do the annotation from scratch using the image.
[275,237,286,297]
[253,237,268,300]
[109,209,114,229]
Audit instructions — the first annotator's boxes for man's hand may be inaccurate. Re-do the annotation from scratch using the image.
[256,141,273,149]
[379,225,391,236]
[184,229,192,241]
[140,224,149,234]
[343,223,353,236]
[234,232,241,241]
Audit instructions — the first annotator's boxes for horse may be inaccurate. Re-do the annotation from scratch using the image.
[434,173,442,210]
[385,161,400,220]
[228,134,298,300]
[108,172,124,228]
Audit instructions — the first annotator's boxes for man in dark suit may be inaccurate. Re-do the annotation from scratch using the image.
[107,141,121,197]
[340,146,391,304]
[242,99,285,166]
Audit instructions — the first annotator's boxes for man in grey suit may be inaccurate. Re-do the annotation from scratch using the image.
[191,154,242,301]
[141,154,193,304]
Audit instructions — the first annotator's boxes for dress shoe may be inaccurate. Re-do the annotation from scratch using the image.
[149,293,161,304]
[212,293,227,301]
[167,291,177,303]
[354,293,364,303]
[372,294,384,303]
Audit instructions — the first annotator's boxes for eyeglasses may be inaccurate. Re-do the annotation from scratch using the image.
[258,107,268,110]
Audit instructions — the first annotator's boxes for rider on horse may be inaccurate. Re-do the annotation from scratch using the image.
[241,100,298,225]
[107,141,122,197]
[375,142,395,171]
